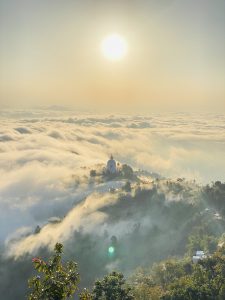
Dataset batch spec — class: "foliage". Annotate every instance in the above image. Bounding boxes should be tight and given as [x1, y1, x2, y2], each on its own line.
[186, 233, 218, 255]
[133, 284, 162, 300]
[92, 271, 134, 300]
[90, 170, 97, 177]
[129, 268, 162, 300]
[202, 181, 225, 216]
[129, 245, 225, 299]
[79, 288, 93, 300]
[162, 246, 225, 299]
[28, 243, 79, 300]
[121, 164, 134, 179]
[122, 181, 132, 192]
[151, 259, 192, 288]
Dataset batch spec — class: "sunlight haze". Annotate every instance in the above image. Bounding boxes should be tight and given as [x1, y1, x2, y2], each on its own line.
[0, 0, 224, 112]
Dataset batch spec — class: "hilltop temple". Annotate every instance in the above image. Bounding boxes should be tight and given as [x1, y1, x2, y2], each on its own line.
[106, 155, 117, 174]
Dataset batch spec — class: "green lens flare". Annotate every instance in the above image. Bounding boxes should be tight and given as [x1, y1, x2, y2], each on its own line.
[108, 246, 115, 254]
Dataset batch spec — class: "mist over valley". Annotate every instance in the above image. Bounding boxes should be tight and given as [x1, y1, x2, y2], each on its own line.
[0, 110, 225, 299]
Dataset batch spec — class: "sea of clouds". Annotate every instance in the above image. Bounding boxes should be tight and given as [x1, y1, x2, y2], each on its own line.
[0, 109, 224, 255]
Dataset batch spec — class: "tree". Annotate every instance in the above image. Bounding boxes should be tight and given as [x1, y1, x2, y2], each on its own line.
[129, 268, 162, 300]
[92, 271, 134, 300]
[122, 181, 131, 192]
[133, 284, 162, 300]
[90, 170, 97, 177]
[79, 288, 93, 300]
[151, 259, 189, 288]
[121, 164, 133, 179]
[186, 233, 218, 256]
[28, 243, 80, 300]
[163, 246, 225, 299]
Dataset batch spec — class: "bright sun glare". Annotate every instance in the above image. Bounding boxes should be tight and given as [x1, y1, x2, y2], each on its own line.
[101, 34, 127, 61]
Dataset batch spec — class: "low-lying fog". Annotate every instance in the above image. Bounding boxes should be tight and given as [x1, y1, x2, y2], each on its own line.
[0, 110, 224, 244]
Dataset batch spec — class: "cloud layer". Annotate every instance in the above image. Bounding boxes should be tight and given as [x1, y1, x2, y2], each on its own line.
[0, 109, 224, 246]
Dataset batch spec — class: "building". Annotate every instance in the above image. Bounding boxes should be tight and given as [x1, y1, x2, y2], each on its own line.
[106, 155, 117, 174]
[192, 250, 206, 264]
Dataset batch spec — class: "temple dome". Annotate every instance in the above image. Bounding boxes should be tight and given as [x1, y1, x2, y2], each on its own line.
[107, 155, 117, 174]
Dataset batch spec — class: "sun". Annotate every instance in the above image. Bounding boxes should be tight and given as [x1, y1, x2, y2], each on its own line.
[101, 33, 127, 61]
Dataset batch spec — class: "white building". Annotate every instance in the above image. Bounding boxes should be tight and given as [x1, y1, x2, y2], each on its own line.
[106, 155, 117, 174]
[192, 250, 206, 264]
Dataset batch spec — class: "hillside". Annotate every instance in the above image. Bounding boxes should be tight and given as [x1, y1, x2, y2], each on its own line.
[1, 171, 225, 299]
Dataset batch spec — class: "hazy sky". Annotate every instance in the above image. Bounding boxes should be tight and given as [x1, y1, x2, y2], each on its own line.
[0, 0, 224, 112]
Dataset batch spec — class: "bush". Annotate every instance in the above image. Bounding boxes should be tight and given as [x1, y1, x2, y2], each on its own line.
[28, 243, 80, 300]
[92, 271, 134, 300]
[90, 170, 97, 177]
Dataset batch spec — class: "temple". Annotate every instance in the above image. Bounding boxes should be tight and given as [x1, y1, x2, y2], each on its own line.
[106, 154, 117, 174]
